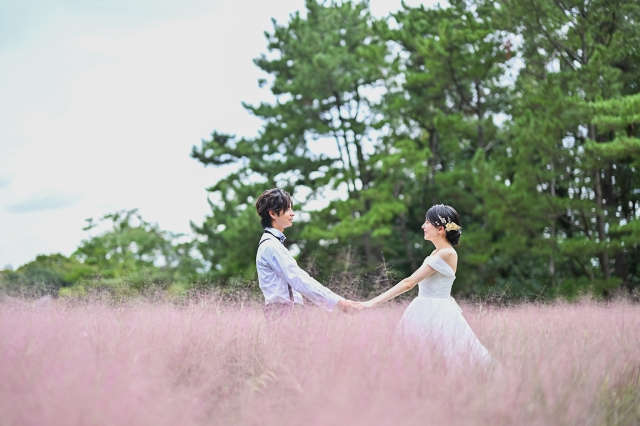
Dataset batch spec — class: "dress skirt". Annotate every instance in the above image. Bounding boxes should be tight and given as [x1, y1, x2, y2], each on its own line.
[396, 296, 492, 368]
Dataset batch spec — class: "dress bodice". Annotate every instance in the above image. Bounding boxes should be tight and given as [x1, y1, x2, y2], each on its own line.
[417, 256, 456, 299]
[398, 255, 494, 369]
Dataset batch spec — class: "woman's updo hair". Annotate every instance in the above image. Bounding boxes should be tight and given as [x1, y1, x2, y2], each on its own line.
[426, 204, 462, 246]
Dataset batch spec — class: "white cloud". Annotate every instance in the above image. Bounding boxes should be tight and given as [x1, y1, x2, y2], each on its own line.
[5, 190, 82, 213]
[0, 173, 11, 188]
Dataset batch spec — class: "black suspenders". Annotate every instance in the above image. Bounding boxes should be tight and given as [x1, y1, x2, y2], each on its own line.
[259, 232, 294, 302]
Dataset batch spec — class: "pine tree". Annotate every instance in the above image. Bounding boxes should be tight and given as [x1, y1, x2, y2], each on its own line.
[586, 93, 640, 290]
[382, 0, 513, 294]
[473, 0, 640, 296]
[191, 1, 390, 282]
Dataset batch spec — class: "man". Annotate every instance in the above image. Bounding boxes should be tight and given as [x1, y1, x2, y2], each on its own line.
[255, 188, 360, 315]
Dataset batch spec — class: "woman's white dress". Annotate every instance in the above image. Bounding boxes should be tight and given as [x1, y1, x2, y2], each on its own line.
[396, 255, 493, 368]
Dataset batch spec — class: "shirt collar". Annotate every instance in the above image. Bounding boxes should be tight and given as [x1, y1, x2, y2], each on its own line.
[265, 227, 286, 243]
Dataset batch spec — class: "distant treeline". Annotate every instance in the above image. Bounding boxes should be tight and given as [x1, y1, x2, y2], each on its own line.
[2, 0, 639, 300]
[0, 210, 202, 298]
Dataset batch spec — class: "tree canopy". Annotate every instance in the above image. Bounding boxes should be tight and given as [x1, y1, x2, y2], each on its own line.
[191, 0, 640, 299]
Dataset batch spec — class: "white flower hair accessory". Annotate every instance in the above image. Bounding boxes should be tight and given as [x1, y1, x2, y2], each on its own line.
[445, 222, 462, 232]
[437, 215, 462, 232]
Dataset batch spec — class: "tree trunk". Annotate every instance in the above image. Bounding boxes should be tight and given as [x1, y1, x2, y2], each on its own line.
[365, 196, 384, 265]
[399, 212, 417, 271]
[615, 252, 629, 288]
[590, 124, 610, 280]
[362, 231, 376, 267]
[429, 129, 439, 206]
[475, 79, 485, 150]
[549, 172, 556, 285]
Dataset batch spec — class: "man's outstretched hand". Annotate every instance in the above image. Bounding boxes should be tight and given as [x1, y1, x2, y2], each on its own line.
[336, 299, 362, 314]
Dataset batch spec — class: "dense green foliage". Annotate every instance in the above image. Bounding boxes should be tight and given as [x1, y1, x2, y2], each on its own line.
[0, 210, 200, 297]
[192, 0, 640, 299]
[74, 210, 201, 286]
[0, 254, 94, 296]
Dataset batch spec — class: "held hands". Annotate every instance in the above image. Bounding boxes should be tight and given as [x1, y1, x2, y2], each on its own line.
[354, 300, 376, 310]
[336, 299, 362, 314]
[336, 299, 377, 314]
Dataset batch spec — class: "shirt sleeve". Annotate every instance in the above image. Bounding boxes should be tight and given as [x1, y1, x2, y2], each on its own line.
[263, 244, 343, 312]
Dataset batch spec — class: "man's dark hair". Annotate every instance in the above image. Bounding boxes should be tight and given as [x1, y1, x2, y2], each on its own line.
[255, 188, 293, 228]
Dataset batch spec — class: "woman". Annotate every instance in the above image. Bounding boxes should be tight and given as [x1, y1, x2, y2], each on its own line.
[357, 204, 493, 368]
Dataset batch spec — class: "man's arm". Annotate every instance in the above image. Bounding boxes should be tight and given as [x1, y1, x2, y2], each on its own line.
[264, 244, 359, 313]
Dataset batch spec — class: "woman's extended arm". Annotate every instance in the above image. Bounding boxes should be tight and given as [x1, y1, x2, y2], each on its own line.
[358, 259, 437, 308]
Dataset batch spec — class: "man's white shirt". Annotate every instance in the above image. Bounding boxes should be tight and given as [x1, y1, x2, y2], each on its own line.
[256, 227, 343, 312]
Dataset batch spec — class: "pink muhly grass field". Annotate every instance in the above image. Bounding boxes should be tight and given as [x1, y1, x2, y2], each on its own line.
[1, 298, 639, 426]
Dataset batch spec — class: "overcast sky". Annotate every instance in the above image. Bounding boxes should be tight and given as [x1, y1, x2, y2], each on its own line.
[0, 0, 428, 270]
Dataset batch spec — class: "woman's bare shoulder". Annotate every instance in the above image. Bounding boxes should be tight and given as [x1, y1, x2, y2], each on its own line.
[435, 247, 457, 258]
[435, 248, 458, 271]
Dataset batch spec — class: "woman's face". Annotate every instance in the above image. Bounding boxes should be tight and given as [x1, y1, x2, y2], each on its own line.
[421, 218, 441, 241]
